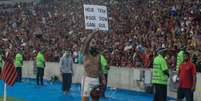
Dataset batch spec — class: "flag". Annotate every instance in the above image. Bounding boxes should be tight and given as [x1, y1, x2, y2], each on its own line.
[1, 54, 17, 86]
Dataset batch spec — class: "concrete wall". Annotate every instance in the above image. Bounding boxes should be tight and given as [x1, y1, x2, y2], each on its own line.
[22, 61, 201, 101]
[195, 73, 201, 101]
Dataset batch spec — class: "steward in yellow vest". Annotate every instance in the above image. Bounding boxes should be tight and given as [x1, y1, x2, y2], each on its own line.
[152, 47, 169, 101]
[15, 51, 23, 82]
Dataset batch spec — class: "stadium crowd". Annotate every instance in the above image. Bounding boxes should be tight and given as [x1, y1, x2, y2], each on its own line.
[0, 0, 201, 70]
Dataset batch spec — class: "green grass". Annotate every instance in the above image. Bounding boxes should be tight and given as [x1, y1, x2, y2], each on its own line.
[0, 97, 25, 101]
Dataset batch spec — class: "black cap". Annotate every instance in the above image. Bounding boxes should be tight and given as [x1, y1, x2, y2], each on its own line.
[156, 47, 167, 53]
[180, 45, 186, 50]
[184, 51, 190, 56]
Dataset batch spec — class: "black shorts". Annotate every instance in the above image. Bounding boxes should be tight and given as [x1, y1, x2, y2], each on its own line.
[177, 88, 194, 101]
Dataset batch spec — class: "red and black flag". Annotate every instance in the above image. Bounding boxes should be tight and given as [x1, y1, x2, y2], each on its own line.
[1, 53, 17, 86]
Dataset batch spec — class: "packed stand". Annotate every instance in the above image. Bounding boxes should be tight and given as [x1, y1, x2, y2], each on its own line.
[0, 0, 201, 70]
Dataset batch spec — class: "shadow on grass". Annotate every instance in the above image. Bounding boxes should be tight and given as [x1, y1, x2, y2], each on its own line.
[0, 97, 25, 101]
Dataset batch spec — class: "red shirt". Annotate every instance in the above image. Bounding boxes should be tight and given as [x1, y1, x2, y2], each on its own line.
[179, 61, 196, 88]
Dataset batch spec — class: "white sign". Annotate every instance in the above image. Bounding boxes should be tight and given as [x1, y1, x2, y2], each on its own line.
[84, 5, 108, 31]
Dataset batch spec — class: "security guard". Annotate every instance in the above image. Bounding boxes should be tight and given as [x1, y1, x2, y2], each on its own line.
[100, 51, 109, 98]
[152, 48, 169, 101]
[15, 51, 23, 82]
[0, 52, 4, 75]
[176, 46, 186, 71]
[36, 50, 46, 85]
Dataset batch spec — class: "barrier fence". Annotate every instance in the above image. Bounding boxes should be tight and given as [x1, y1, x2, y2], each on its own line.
[22, 61, 201, 101]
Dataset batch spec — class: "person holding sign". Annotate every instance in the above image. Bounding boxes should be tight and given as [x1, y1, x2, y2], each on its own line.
[81, 30, 106, 101]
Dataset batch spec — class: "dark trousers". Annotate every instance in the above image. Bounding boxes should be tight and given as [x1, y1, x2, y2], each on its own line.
[0, 67, 1, 79]
[177, 88, 194, 101]
[16, 67, 22, 82]
[36, 68, 44, 85]
[98, 74, 108, 97]
[102, 74, 108, 97]
[62, 73, 72, 92]
[153, 84, 167, 101]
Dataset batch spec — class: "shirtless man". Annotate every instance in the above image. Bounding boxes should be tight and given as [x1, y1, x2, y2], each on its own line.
[81, 31, 105, 101]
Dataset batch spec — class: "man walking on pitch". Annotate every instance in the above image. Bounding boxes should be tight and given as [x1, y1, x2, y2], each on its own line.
[81, 30, 105, 101]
